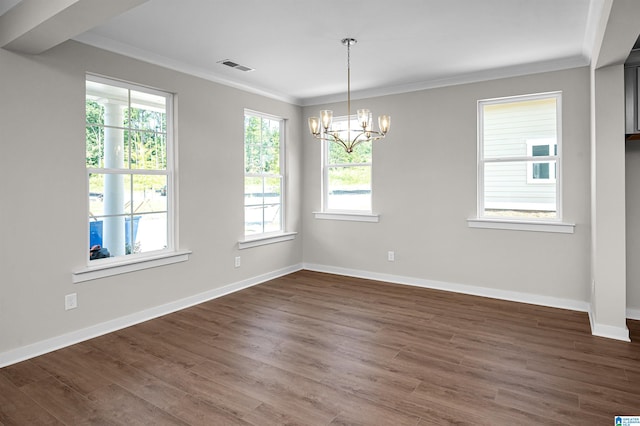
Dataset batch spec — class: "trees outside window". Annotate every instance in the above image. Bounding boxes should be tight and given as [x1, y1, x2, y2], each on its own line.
[86, 76, 173, 261]
[322, 115, 372, 213]
[244, 111, 285, 236]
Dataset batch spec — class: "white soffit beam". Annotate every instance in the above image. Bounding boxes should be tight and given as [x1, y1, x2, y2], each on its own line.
[0, 0, 148, 54]
[593, 0, 640, 69]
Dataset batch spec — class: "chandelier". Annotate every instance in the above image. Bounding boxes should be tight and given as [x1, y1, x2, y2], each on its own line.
[308, 38, 391, 154]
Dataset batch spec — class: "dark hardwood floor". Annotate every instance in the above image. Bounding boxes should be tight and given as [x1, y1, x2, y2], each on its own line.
[2, 270, 640, 425]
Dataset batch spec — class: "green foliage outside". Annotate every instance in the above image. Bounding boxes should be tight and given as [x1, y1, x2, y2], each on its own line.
[86, 100, 167, 193]
[244, 115, 280, 175]
[328, 139, 372, 187]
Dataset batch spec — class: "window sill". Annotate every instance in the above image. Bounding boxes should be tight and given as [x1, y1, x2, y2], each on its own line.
[238, 231, 297, 249]
[313, 212, 380, 222]
[72, 250, 192, 283]
[467, 218, 575, 234]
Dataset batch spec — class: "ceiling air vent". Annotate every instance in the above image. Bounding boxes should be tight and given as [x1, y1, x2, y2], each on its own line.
[218, 59, 254, 72]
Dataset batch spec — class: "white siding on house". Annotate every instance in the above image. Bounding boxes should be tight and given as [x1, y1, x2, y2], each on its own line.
[482, 96, 558, 212]
[484, 161, 556, 210]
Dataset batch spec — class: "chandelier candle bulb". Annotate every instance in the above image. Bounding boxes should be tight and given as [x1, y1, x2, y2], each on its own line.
[357, 109, 371, 129]
[379, 115, 391, 135]
[320, 110, 333, 131]
[308, 117, 320, 135]
[308, 37, 391, 154]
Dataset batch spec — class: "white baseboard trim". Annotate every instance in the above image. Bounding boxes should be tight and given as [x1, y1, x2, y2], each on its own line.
[0, 263, 303, 368]
[303, 263, 591, 313]
[627, 308, 640, 321]
[588, 308, 631, 342]
[3, 263, 635, 367]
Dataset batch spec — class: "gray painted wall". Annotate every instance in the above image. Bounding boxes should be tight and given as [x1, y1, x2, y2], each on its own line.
[1, 37, 636, 360]
[626, 143, 640, 311]
[0, 40, 303, 355]
[302, 67, 592, 303]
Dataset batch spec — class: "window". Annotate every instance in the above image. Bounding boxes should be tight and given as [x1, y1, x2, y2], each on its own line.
[477, 92, 561, 220]
[322, 115, 372, 212]
[527, 139, 557, 183]
[85, 75, 173, 262]
[244, 110, 284, 237]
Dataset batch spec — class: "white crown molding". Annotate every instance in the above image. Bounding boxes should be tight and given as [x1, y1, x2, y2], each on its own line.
[301, 55, 590, 107]
[73, 32, 589, 108]
[72, 32, 301, 105]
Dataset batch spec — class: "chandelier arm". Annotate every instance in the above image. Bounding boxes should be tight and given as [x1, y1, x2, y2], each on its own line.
[317, 132, 352, 154]
[333, 134, 351, 153]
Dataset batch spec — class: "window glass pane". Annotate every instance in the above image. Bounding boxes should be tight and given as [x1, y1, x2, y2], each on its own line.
[482, 97, 557, 159]
[263, 204, 282, 234]
[134, 213, 168, 253]
[86, 77, 173, 263]
[88, 213, 161, 259]
[244, 116, 260, 174]
[244, 111, 284, 236]
[129, 90, 167, 131]
[86, 126, 104, 168]
[99, 126, 126, 169]
[483, 161, 556, 218]
[532, 162, 550, 179]
[261, 119, 280, 174]
[245, 206, 263, 235]
[531, 145, 549, 157]
[129, 131, 167, 170]
[86, 99, 104, 127]
[264, 177, 282, 206]
[86, 81, 129, 124]
[91, 173, 132, 216]
[89, 173, 105, 217]
[89, 214, 128, 259]
[327, 166, 371, 211]
[132, 175, 167, 213]
[245, 176, 263, 206]
[329, 139, 371, 165]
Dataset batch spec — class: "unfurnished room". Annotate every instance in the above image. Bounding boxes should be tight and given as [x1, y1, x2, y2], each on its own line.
[1, 0, 640, 424]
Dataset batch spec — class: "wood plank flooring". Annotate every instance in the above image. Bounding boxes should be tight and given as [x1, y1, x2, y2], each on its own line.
[2, 270, 640, 425]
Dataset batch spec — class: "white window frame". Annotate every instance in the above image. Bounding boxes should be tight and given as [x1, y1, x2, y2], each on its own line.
[470, 91, 574, 233]
[315, 114, 378, 222]
[73, 75, 189, 283]
[241, 109, 291, 245]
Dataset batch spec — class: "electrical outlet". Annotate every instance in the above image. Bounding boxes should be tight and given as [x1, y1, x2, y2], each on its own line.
[388, 251, 395, 262]
[65, 293, 77, 310]
[235, 256, 241, 268]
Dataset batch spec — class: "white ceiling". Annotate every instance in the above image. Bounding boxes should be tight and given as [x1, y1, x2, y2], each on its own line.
[2, 0, 606, 106]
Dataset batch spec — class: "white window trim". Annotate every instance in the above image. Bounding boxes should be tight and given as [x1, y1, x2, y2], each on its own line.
[467, 218, 574, 234]
[238, 231, 297, 249]
[526, 138, 557, 184]
[72, 250, 191, 283]
[320, 114, 374, 217]
[80, 74, 182, 281]
[475, 91, 564, 227]
[244, 109, 287, 238]
[313, 211, 380, 222]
